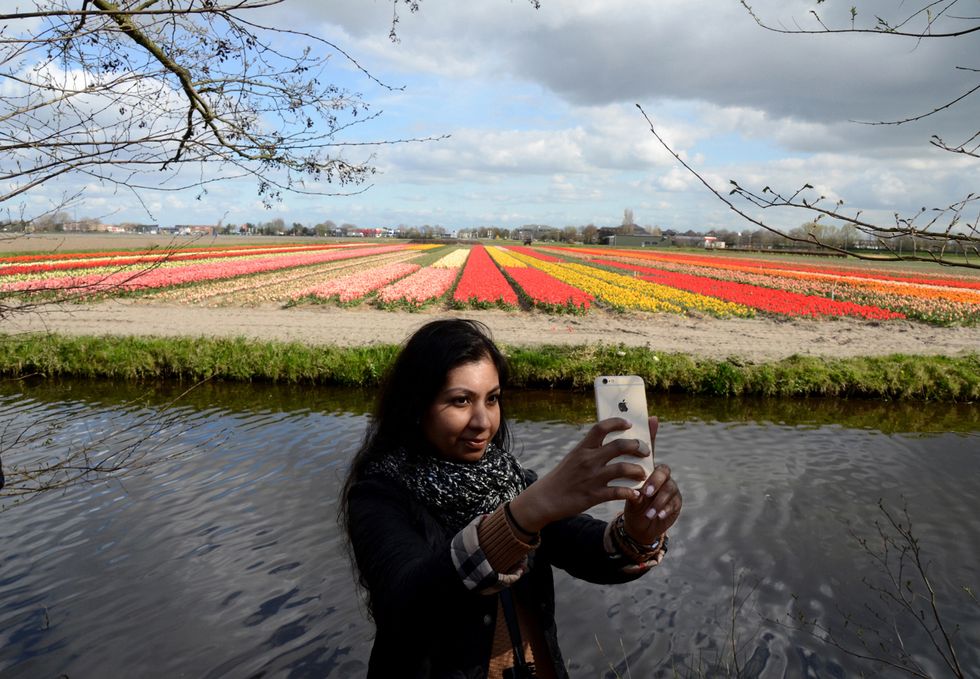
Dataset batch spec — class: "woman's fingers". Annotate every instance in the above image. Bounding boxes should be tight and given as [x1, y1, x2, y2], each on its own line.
[598, 460, 649, 486]
[582, 417, 632, 448]
[627, 477, 677, 515]
[525, 418, 663, 525]
[638, 464, 671, 498]
[595, 484, 644, 506]
[597, 435, 651, 464]
[642, 483, 680, 521]
[623, 464, 682, 541]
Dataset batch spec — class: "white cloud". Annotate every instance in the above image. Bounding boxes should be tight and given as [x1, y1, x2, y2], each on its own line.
[657, 168, 695, 192]
[4, 0, 975, 230]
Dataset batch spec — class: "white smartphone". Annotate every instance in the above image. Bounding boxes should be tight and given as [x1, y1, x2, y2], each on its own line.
[594, 375, 653, 489]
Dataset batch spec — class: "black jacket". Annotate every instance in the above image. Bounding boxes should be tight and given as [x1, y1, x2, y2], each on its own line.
[347, 470, 646, 678]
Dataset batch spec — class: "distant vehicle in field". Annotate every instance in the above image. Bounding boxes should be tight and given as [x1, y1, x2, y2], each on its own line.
[523, 238, 532, 245]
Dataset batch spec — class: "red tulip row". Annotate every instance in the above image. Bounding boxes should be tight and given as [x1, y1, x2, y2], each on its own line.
[505, 245, 561, 262]
[452, 246, 518, 306]
[549, 246, 980, 290]
[489, 246, 593, 309]
[502, 266, 593, 310]
[591, 258, 905, 320]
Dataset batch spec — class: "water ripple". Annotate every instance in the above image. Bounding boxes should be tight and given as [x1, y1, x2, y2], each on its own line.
[0, 391, 977, 678]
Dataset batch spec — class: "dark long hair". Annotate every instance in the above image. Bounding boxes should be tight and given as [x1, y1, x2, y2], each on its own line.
[338, 318, 512, 541]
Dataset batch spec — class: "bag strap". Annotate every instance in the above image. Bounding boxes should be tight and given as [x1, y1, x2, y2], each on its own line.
[500, 589, 533, 674]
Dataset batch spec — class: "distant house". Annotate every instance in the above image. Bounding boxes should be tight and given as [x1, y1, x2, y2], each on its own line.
[666, 235, 703, 248]
[126, 224, 160, 234]
[63, 221, 104, 232]
[600, 233, 664, 247]
[702, 236, 726, 249]
[174, 224, 216, 236]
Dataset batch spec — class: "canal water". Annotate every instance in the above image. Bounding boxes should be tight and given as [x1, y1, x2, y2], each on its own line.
[1, 379, 977, 678]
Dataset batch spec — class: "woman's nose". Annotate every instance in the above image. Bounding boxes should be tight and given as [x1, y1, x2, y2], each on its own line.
[470, 404, 491, 429]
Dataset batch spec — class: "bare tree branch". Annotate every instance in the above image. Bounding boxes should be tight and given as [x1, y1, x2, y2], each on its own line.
[0, 0, 449, 220]
[0, 377, 227, 510]
[638, 104, 980, 269]
[772, 500, 970, 678]
[740, 0, 980, 38]
[653, 2, 980, 269]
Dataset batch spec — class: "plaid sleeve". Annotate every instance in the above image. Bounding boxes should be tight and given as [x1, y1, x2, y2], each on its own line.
[450, 509, 534, 594]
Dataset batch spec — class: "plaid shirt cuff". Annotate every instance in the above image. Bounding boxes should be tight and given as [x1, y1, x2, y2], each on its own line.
[451, 509, 533, 594]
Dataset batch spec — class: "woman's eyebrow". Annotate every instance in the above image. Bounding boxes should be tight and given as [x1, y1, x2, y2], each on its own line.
[441, 385, 500, 396]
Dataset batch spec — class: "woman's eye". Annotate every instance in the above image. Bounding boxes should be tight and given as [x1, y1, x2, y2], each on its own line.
[452, 396, 469, 406]
[488, 394, 500, 404]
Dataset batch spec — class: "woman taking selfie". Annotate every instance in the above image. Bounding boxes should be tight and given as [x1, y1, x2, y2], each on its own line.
[340, 319, 682, 679]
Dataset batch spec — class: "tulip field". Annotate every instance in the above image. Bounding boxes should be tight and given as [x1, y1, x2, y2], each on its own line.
[1, 239, 979, 325]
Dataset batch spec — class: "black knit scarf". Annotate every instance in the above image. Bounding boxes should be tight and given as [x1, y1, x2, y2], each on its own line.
[367, 442, 526, 532]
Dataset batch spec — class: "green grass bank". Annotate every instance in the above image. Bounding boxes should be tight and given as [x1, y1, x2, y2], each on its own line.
[1, 333, 977, 401]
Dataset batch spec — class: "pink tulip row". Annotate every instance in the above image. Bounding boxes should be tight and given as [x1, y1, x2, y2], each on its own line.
[162, 254, 413, 306]
[294, 261, 422, 303]
[0, 243, 349, 277]
[0, 245, 408, 295]
[376, 267, 460, 306]
[453, 246, 518, 306]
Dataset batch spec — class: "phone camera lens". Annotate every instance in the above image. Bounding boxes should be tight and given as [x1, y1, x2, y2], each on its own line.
[602, 378, 608, 384]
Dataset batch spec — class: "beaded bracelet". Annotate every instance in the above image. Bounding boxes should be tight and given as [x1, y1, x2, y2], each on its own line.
[612, 513, 668, 564]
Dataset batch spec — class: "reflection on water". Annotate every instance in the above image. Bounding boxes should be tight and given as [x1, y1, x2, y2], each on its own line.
[0, 378, 977, 678]
[7, 376, 980, 433]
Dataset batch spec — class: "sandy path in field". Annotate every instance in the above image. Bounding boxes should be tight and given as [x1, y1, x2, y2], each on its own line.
[4, 300, 978, 361]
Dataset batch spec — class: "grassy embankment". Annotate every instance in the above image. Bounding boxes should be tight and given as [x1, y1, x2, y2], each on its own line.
[0, 334, 976, 401]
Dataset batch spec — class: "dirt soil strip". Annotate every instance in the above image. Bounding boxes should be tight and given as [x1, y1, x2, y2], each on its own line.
[4, 301, 979, 361]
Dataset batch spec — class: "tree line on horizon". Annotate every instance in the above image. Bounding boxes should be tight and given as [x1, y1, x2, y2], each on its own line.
[2, 211, 927, 254]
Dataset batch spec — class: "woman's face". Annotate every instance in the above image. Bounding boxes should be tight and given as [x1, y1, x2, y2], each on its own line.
[421, 356, 501, 463]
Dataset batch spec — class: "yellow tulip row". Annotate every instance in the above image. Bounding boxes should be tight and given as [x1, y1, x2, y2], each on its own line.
[502, 249, 681, 313]
[503, 249, 753, 317]
[430, 248, 471, 268]
[485, 246, 527, 268]
[562, 262, 754, 317]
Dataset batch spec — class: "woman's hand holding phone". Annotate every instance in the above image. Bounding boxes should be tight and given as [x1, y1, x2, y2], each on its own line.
[507, 375, 681, 538]
[507, 417, 652, 533]
[622, 424, 682, 545]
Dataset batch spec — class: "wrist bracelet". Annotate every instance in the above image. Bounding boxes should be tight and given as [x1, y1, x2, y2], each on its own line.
[504, 501, 536, 537]
[613, 514, 668, 562]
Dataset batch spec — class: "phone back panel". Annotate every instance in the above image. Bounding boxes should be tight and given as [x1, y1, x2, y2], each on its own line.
[594, 375, 653, 488]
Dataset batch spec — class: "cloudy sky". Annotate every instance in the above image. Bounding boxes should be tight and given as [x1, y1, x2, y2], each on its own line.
[11, 0, 980, 232]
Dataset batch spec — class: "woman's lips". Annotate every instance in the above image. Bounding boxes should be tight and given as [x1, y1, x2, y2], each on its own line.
[462, 438, 486, 450]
